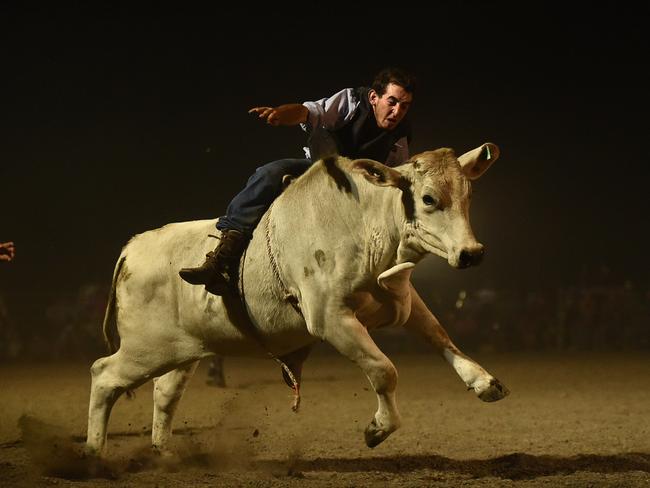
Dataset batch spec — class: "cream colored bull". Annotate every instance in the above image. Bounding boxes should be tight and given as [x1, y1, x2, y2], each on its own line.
[86, 143, 508, 454]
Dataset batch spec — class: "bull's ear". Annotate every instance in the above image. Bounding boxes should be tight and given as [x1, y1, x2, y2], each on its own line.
[458, 142, 500, 180]
[351, 158, 406, 188]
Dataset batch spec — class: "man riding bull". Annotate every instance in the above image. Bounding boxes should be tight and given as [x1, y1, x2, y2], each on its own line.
[179, 67, 416, 294]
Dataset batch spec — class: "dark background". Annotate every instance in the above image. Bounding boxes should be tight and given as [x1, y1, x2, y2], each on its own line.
[1, 3, 648, 351]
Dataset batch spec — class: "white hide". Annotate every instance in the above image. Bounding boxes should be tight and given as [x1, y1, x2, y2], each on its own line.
[86, 143, 507, 454]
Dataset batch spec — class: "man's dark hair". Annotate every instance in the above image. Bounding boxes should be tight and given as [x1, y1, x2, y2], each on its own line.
[371, 67, 417, 96]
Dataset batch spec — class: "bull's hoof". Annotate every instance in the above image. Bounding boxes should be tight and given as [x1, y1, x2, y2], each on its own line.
[81, 446, 113, 478]
[364, 419, 392, 448]
[82, 444, 101, 458]
[152, 445, 175, 458]
[206, 376, 226, 387]
[477, 378, 510, 402]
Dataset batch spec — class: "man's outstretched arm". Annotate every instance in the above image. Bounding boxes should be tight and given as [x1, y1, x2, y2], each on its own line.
[248, 104, 308, 127]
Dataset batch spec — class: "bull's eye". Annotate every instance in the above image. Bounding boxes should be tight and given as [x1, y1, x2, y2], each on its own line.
[422, 195, 437, 207]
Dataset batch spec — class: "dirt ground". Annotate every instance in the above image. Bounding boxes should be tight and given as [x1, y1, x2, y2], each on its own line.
[1, 342, 649, 487]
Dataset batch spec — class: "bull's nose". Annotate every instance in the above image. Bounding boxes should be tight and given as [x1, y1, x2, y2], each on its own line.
[458, 247, 485, 268]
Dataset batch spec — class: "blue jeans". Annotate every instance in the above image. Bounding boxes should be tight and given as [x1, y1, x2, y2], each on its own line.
[216, 158, 313, 237]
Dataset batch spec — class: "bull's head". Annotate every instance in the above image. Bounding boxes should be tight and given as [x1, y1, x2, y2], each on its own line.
[351, 143, 499, 268]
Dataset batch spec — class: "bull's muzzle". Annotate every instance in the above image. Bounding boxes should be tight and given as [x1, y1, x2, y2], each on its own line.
[458, 246, 484, 268]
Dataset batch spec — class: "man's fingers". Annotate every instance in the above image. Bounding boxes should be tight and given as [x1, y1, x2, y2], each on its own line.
[261, 108, 276, 119]
[248, 107, 273, 116]
[249, 106, 281, 125]
[250, 107, 282, 123]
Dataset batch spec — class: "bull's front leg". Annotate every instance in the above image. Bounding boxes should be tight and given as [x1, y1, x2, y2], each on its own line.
[320, 310, 401, 448]
[403, 284, 509, 402]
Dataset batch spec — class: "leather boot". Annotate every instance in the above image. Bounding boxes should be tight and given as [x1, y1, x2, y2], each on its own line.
[179, 229, 249, 294]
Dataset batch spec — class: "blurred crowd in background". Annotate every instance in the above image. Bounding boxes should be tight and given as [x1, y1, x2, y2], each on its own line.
[428, 279, 649, 354]
[1, 256, 647, 362]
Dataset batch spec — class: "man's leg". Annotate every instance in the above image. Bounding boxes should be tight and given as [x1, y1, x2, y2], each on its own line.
[215, 158, 312, 234]
[179, 158, 312, 293]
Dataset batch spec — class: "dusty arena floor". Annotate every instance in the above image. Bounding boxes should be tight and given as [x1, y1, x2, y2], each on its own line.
[1, 345, 649, 487]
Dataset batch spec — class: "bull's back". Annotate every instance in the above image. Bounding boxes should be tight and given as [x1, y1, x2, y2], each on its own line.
[120, 219, 220, 274]
[114, 219, 224, 332]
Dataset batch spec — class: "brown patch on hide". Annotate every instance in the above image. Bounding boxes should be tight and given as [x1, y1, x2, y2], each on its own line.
[401, 184, 415, 221]
[117, 262, 131, 285]
[322, 156, 352, 193]
[303, 267, 314, 277]
[314, 250, 326, 268]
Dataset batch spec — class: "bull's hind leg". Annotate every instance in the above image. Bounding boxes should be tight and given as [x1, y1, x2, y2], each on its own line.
[86, 348, 195, 455]
[152, 361, 199, 453]
[404, 285, 509, 402]
[86, 353, 129, 454]
[320, 312, 401, 448]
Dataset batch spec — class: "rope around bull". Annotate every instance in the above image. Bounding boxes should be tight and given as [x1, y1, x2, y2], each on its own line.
[235, 204, 302, 412]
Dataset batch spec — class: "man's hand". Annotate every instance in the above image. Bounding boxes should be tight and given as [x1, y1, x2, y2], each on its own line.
[248, 104, 308, 127]
[0, 241, 15, 262]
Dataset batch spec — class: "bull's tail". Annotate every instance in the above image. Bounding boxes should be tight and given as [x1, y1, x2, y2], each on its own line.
[102, 255, 126, 355]
[102, 255, 136, 399]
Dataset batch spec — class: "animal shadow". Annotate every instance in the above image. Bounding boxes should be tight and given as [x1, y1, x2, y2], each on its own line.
[269, 452, 650, 480]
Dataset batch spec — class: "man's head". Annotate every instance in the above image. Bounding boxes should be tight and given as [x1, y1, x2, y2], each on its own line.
[369, 67, 416, 131]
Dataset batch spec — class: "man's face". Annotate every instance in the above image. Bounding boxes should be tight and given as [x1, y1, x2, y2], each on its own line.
[369, 82, 413, 130]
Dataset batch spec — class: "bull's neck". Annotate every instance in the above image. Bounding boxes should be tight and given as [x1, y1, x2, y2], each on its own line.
[356, 182, 405, 274]
[392, 164, 426, 265]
